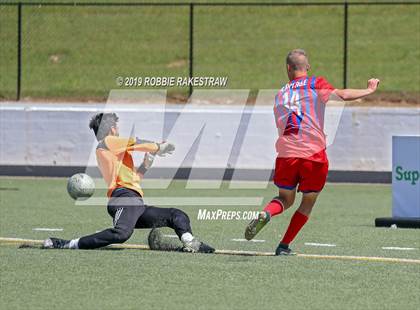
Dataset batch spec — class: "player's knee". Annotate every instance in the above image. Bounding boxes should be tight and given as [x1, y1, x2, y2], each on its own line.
[111, 227, 133, 243]
[286, 197, 295, 208]
[171, 208, 190, 221]
[298, 204, 314, 216]
[274, 195, 294, 208]
[170, 208, 192, 235]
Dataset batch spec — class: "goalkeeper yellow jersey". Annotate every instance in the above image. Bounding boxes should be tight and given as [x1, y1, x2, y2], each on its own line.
[96, 136, 144, 198]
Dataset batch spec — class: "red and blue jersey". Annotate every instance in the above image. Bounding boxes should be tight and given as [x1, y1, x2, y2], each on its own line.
[274, 75, 335, 162]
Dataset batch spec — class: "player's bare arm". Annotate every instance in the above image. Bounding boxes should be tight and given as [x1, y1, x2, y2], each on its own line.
[131, 140, 175, 157]
[128, 142, 159, 153]
[334, 78, 380, 100]
[104, 136, 175, 156]
[104, 136, 158, 154]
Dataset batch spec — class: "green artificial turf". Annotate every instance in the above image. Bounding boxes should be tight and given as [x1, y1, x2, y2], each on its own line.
[0, 177, 419, 309]
[0, 1, 419, 99]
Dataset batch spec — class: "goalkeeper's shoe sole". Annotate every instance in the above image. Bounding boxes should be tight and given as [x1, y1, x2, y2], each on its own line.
[42, 237, 70, 249]
[244, 211, 270, 241]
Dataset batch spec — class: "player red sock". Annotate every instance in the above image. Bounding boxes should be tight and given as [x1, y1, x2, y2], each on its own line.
[263, 199, 284, 217]
[281, 211, 308, 246]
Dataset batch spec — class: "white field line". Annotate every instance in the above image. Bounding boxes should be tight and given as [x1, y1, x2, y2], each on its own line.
[382, 247, 417, 251]
[295, 253, 420, 264]
[305, 242, 336, 247]
[1, 237, 420, 265]
[0, 104, 273, 115]
[32, 228, 63, 232]
[231, 238, 265, 243]
[162, 235, 267, 242]
[163, 235, 267, 243]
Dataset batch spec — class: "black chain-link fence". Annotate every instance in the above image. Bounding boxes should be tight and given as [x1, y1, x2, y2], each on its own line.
[0, 2, 419, 100]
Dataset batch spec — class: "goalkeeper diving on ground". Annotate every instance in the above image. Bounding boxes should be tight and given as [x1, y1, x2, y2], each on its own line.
[42, 112, 214, 253]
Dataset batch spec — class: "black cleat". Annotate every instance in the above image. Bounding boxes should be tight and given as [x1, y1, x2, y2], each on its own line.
[42, 237, 71, 249]
[275, 243, 296, 256]
[197, 241, 215, 254]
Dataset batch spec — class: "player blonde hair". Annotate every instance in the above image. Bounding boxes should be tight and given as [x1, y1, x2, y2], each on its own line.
[286, 49, 310, 71]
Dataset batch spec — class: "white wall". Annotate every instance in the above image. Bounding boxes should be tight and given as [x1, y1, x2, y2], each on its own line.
[0, 102, 419, 172]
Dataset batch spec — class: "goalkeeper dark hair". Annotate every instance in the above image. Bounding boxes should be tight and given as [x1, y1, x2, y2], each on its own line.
[89, 113, 119, 141]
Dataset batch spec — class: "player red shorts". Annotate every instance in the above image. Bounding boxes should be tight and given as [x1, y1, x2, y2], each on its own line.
[273, 157, 329, 193]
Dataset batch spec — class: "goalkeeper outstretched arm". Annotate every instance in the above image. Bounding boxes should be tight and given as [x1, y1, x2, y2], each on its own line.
[133, 138, 175, 157]
[105, 136, 175, 156]
[136, 140, 176, 176]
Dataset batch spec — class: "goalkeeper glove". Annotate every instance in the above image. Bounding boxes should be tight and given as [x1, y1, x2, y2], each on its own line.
[156, 142, 175, 157]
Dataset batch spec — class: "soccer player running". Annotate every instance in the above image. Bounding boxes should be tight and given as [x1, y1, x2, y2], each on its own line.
[245, 49, 380, 255]
[43, 113, 214, 253]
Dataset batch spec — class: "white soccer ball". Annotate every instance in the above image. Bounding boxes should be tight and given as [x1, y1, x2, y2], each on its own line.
[67, 173, 95, 200]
